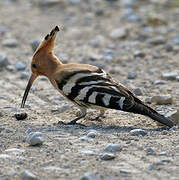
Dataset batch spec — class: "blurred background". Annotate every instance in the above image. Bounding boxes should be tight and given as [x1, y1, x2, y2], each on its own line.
[0, 0, 178, 115]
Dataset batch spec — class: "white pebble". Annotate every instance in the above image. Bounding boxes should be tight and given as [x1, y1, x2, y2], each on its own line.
[104, 144, 121, 152]
[21, 170, 37, 180]
[27, 132, 44, 146]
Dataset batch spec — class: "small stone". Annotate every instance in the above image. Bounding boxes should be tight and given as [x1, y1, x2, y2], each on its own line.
[0, 154, 11, 159]
[87, 130, 97, 138]
[20, 72, 29, 79]
[105, 144, 121, 152]
[6, 65, 15, 72]
[27, 132, 44, 146]
[120, 169, 131, 174]
[148, 164, 155, 171]
[16, 62, 26, 71]
[166, 110, 179, 125]
[146, 147, 155, 155]
[120, 0, 136, 8]
[159, 152, 167, 156]
[161, 158, 172, 163]
[21, 170, 37, 180]
[89, 54, 103, 61]
[147, 36, 167, 45]
[104, 49, 116, 55]
[176, 76, 179, 81]
[37, 0, 62, 6]
[104, 55, 113, 61]
[134, 50, 146, 58]
[30, 40, 40, 52]
[51, 105, 71, 113]
[79, 136, 93, 142]
[0, 55, 9, 69]
[2, 39, 18, 48]
[68, 0, 81, 5]
[162, 72, 178, 80]
[128, 72, 137, 79]
[15, 112, 28, 120]
[128, 14, 142, 23]
[172, 34, 179, 45]
[80, 151, 95, 156]
[132, 88, 143, 96]
[100, 153, 115, 160]
[164, 44, 173, 52]
[150, 95, 173, 105]
[130, 129, 147, 136]
[80, 172, 101, 180]
[110, 28, 128, 39]
[5, 148, 25, 154]
[153, 80, 166, 85]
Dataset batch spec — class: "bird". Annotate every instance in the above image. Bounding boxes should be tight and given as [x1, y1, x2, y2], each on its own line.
[20, 25, 174, 128]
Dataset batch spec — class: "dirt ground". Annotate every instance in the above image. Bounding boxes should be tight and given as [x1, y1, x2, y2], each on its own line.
[0, 0, 179, 179]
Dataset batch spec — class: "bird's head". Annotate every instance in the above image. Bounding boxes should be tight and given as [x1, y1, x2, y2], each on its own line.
[21, 25, 62, 108]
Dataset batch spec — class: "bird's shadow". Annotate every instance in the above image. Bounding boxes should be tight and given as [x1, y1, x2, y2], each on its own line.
[31, 123, 170, 135]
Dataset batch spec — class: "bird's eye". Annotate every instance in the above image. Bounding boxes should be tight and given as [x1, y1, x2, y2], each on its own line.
[32, 64, 37, 68]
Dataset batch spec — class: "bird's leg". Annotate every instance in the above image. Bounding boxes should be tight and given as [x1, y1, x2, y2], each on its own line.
[88, 109, 106, 121]
[58, 108, 86, 126]
[68, 108, 86, 125]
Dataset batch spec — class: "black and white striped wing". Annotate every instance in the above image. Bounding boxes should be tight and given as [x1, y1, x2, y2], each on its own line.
[56, 68, 136, 110]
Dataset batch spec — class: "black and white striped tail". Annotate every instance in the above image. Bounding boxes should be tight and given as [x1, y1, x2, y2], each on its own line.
[127, 102, 174, 128]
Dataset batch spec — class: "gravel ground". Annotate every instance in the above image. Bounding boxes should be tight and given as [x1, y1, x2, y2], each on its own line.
[0, 0, 179, 179]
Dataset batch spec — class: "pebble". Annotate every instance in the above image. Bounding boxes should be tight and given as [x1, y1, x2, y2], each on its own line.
[0, 55, 9, 69]
[130, 129, 147, 136]
[80, 150, 95, 156]
[2, 39, 18, 48]
[172, 34, 179, 45]
[159, 152, 167, 156]
[6, 65, 15, 72]
[164, 44, 173, 52]
[20, 170, 37, 180]
[110, 28, 128, 39]
[150, 95, 173, 105]
[5, 148, 25, 154]
[100, 153, 115, 160]
[104, 55, 113, 61]
[166, 110, 179, 125]
[15, 62, 26, 71]
[153, 80, 166, 85]
[132, 88, 143, 96]
[161, 158, 172, 163]
[87, 130, 97, 138]
[176, 76, 179, 81]
[134, 50, 146, 58]
[147, 36, 167, 45]
[51, 105, 71, 113]
[146, 147, 155, 155]
[37, 0, 62, 6]
[120, 169, 131, 174]
[20, 72, 29, 79]
[80, 172, 101, 180]
[0, 154, 11, 159]
[68, 0, 81, 5]
[15, 112, 28, 120]
[104, 144, 121, 152]
[79, 136, 93, 142]
[26, 132, 44, 146]
[128, 72, 137, 79]
[148, 164, 155, 171]
[162, 72, 178, 80]
[30, 40, 40, 52]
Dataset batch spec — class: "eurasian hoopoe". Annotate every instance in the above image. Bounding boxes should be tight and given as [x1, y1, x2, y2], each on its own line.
[21, 26, 174, 128]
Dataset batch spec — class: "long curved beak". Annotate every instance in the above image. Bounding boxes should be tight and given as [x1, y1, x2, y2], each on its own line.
[21, 73, 38, 108]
